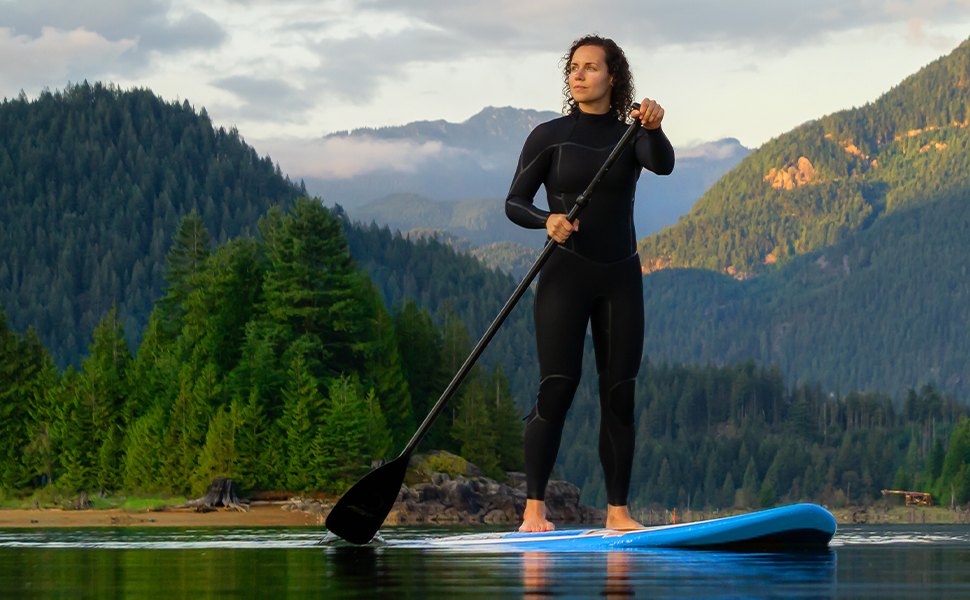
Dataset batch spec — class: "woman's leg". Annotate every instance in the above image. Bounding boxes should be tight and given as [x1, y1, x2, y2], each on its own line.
[521, 250, 591, 531]
[590, 256, 644, 527]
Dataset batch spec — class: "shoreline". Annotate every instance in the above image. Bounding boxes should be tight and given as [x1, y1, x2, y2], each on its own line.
[2, 503, 968, 529]
[0, 503, 324, 529]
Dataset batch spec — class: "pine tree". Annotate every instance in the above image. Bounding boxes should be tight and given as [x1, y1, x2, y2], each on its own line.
[260, 198, 369, 379]
[433, 304, 472, 452]
[126, 313, 179, 422]
[925, 436, 946, 487]
[362, 387, 392, 461]
[314, 376, 367, 492]
[720, 472, 736, 508]
[193, 408, 238, 494]
[161, 364, 214, 493]
[487, 363, 524, 473]
[0, 308, 51, 489]
[23, 354, 62, 487]
[360, 280, 413, 451]
[937, 418, 970, 500]
[229, 388, 269, 490]
[157, 210, 212, 336]
[393, 300, 448, 443]
[79, 307, 132, 491]
[122, 406, 165, 491]
[741, 457, 760, 508]
[280, 348, 324, 491]
[452, 377, 501, 479]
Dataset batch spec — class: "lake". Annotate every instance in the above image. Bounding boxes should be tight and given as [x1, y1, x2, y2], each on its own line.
[2, 524, 969, 598]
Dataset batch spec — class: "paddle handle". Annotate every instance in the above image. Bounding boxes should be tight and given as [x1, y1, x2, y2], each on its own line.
[400, 118, 642, 457]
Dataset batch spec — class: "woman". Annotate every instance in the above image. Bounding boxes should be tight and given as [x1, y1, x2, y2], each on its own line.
[505, 35, 675, 532]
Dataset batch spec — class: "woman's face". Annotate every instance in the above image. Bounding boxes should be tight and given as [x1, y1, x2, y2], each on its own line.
[569, 45, 612, 112]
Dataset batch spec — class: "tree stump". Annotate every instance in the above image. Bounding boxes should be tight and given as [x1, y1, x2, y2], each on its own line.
[185, 477, 249, 512]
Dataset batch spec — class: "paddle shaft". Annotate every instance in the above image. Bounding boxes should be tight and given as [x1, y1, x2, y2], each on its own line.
[400, 118, 642, 458]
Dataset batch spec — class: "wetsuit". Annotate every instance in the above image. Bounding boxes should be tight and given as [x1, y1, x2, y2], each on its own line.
[505, 109, 674, 506]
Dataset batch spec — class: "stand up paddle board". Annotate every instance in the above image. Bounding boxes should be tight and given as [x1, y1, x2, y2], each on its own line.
[420, 504, 836, 552]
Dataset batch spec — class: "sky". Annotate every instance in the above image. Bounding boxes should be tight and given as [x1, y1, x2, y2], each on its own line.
[2, 0, 970, 181]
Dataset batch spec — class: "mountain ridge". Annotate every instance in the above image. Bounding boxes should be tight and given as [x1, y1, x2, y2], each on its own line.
[638, 37, 970, 278]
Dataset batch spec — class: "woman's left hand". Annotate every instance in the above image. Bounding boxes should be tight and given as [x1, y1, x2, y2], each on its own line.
[631, 98, 664, 129]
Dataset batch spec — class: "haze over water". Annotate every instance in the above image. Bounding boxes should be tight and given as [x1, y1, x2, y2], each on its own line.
[2, 525, 970, 598]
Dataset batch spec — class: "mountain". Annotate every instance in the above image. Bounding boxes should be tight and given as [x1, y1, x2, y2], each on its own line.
[348, 193, 545, 249]
[0, 84, 539, 374]
[369, 226, 541, 279]
[308, 106, 559, 209]
[0, 83, 303, 367]
[309, 107, 748, 241]
[639, 37, 970, 277]
[632, 37, 970, 395]
[641, 186, 970, 395]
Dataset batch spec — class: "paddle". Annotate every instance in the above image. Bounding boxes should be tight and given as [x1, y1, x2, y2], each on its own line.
[325, 117, 643, 545]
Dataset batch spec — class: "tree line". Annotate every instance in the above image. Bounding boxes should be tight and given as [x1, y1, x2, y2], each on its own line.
[0, 201, 523, 497]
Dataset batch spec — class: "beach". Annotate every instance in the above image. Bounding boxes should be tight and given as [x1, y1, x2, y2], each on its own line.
[0, 503, 324, 528]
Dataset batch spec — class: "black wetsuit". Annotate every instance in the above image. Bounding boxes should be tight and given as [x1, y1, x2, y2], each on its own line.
[505, 109, 674, 506]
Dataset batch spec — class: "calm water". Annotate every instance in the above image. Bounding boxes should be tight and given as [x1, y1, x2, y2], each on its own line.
[1, 524, 969, 598]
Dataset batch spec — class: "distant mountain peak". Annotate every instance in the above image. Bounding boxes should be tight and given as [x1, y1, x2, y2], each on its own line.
[325, 106, 561, 149]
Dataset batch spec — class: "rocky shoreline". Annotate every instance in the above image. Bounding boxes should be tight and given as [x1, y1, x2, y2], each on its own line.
[283, 451, 603, 526]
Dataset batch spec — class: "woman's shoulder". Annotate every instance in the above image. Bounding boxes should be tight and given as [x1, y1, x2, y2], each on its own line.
[533, 113, 574, 133]
[522, 114, 575, 148]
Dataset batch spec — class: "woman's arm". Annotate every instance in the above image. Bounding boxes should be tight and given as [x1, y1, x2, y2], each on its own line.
[505, 125, 555, 229]
[631, 98, 675, 175]
[635, 127, 675, 175]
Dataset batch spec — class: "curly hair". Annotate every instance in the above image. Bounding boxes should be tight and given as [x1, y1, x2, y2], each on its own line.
[561, 35, 636, 122]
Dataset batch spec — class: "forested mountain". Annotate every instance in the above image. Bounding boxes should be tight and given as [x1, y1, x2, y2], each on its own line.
[0, 83, 303, 368]
[348, 193, 545, 249]
[0, 84, 538, 372]
[639, 187, 970, 396]
[638, 37, 970, 277]
[357, 226, 541, 280]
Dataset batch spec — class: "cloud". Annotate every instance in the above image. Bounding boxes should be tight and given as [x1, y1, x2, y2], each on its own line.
[252, 135, 448, 179]
[0, 0, 225, 71]
[0, 26, 137, 92]
[213, 75, 316, 121]
[374, 0, 970, 51]
[271, 0, 970, 110]
[906, 15, 957, 50]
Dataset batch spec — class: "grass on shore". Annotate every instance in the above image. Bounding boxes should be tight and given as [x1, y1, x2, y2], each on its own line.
[0, 488, 185, 512]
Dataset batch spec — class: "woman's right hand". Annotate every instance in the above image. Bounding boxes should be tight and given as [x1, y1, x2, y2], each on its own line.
[546, 214, 579, 243]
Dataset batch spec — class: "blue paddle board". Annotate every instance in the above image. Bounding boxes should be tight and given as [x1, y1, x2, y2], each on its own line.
[420, 504, 836, 552]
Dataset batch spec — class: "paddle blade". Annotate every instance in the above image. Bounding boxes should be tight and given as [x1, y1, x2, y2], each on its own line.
[325, 455, 410, 544]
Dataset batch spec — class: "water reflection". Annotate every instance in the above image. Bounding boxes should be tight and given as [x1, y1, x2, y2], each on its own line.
[516, 548, 836, 598]
[5, 526, 970, 598]
[523, 551, 635, 598]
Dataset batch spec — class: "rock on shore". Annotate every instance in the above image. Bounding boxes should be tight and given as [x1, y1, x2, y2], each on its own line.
[284, 451, 604, 526]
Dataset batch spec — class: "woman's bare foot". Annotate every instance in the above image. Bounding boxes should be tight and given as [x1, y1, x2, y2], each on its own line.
[519, 499, 555, 532]
[605, 504, 644, 530]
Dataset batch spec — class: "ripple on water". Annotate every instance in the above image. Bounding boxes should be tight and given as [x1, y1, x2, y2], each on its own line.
[0, 527, 328, 549]
[832, 524, 970, 547]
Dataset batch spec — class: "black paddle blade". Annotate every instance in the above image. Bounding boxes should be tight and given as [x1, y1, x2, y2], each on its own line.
[325, 455, 410, 545]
